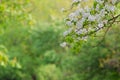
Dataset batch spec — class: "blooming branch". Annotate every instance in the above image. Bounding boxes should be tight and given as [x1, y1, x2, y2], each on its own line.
[61, 0, 120, 47]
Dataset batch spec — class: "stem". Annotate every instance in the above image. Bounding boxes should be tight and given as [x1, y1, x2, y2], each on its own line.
[108, 14, 120, 22]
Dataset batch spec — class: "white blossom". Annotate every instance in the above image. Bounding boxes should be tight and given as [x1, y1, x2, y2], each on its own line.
[75, 28, 87, 35]
[105, 5, 115, 12]
[76, 18, 85, 28]
[61, 8, 65, 12]
[82, 36, 88, 41]
[74, 10, 80, 16]
[63, 28, 73, 36]
[63, 31, 69, 37]
[68, 13, 76, 20]
[88, 15, 96, 21]
[82, 12, 90, 18]
[98, 22, 104, 28]
[103, 20, 108, 24]
[60, 42, 67, 47]
[111, 0, 117, 4]
[78, 8, 84, 13]
[96, 0, 104, 4]
[88, 27, 94, 32]
[83, 0, 88, 2]
[77, 36, 88, 41]
[95, 14, 102, 22]
[72, 0, 81, 3]
[96, 4, 100, 11]
[66, 21, 73, 26]
[84, 6, 90, 12]
[99, 9, 107, 17]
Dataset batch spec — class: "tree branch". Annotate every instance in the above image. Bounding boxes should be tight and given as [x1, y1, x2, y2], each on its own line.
[84, 14, 120, 37]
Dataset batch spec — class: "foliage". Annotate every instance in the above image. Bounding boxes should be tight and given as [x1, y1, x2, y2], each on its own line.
[60, 25, 120, 80]
[0, 0, 33, 27]
[37, 64, 62, 80]
[0, 0, 120, 80]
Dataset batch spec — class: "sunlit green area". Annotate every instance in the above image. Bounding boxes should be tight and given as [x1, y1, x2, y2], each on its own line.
[0, 0, 120, 80]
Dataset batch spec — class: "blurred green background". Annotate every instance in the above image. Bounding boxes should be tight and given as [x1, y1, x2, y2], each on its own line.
[0, 0, 120, 80]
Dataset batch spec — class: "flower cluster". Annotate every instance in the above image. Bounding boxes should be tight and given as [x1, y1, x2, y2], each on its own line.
[61, 0, 119, 47]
